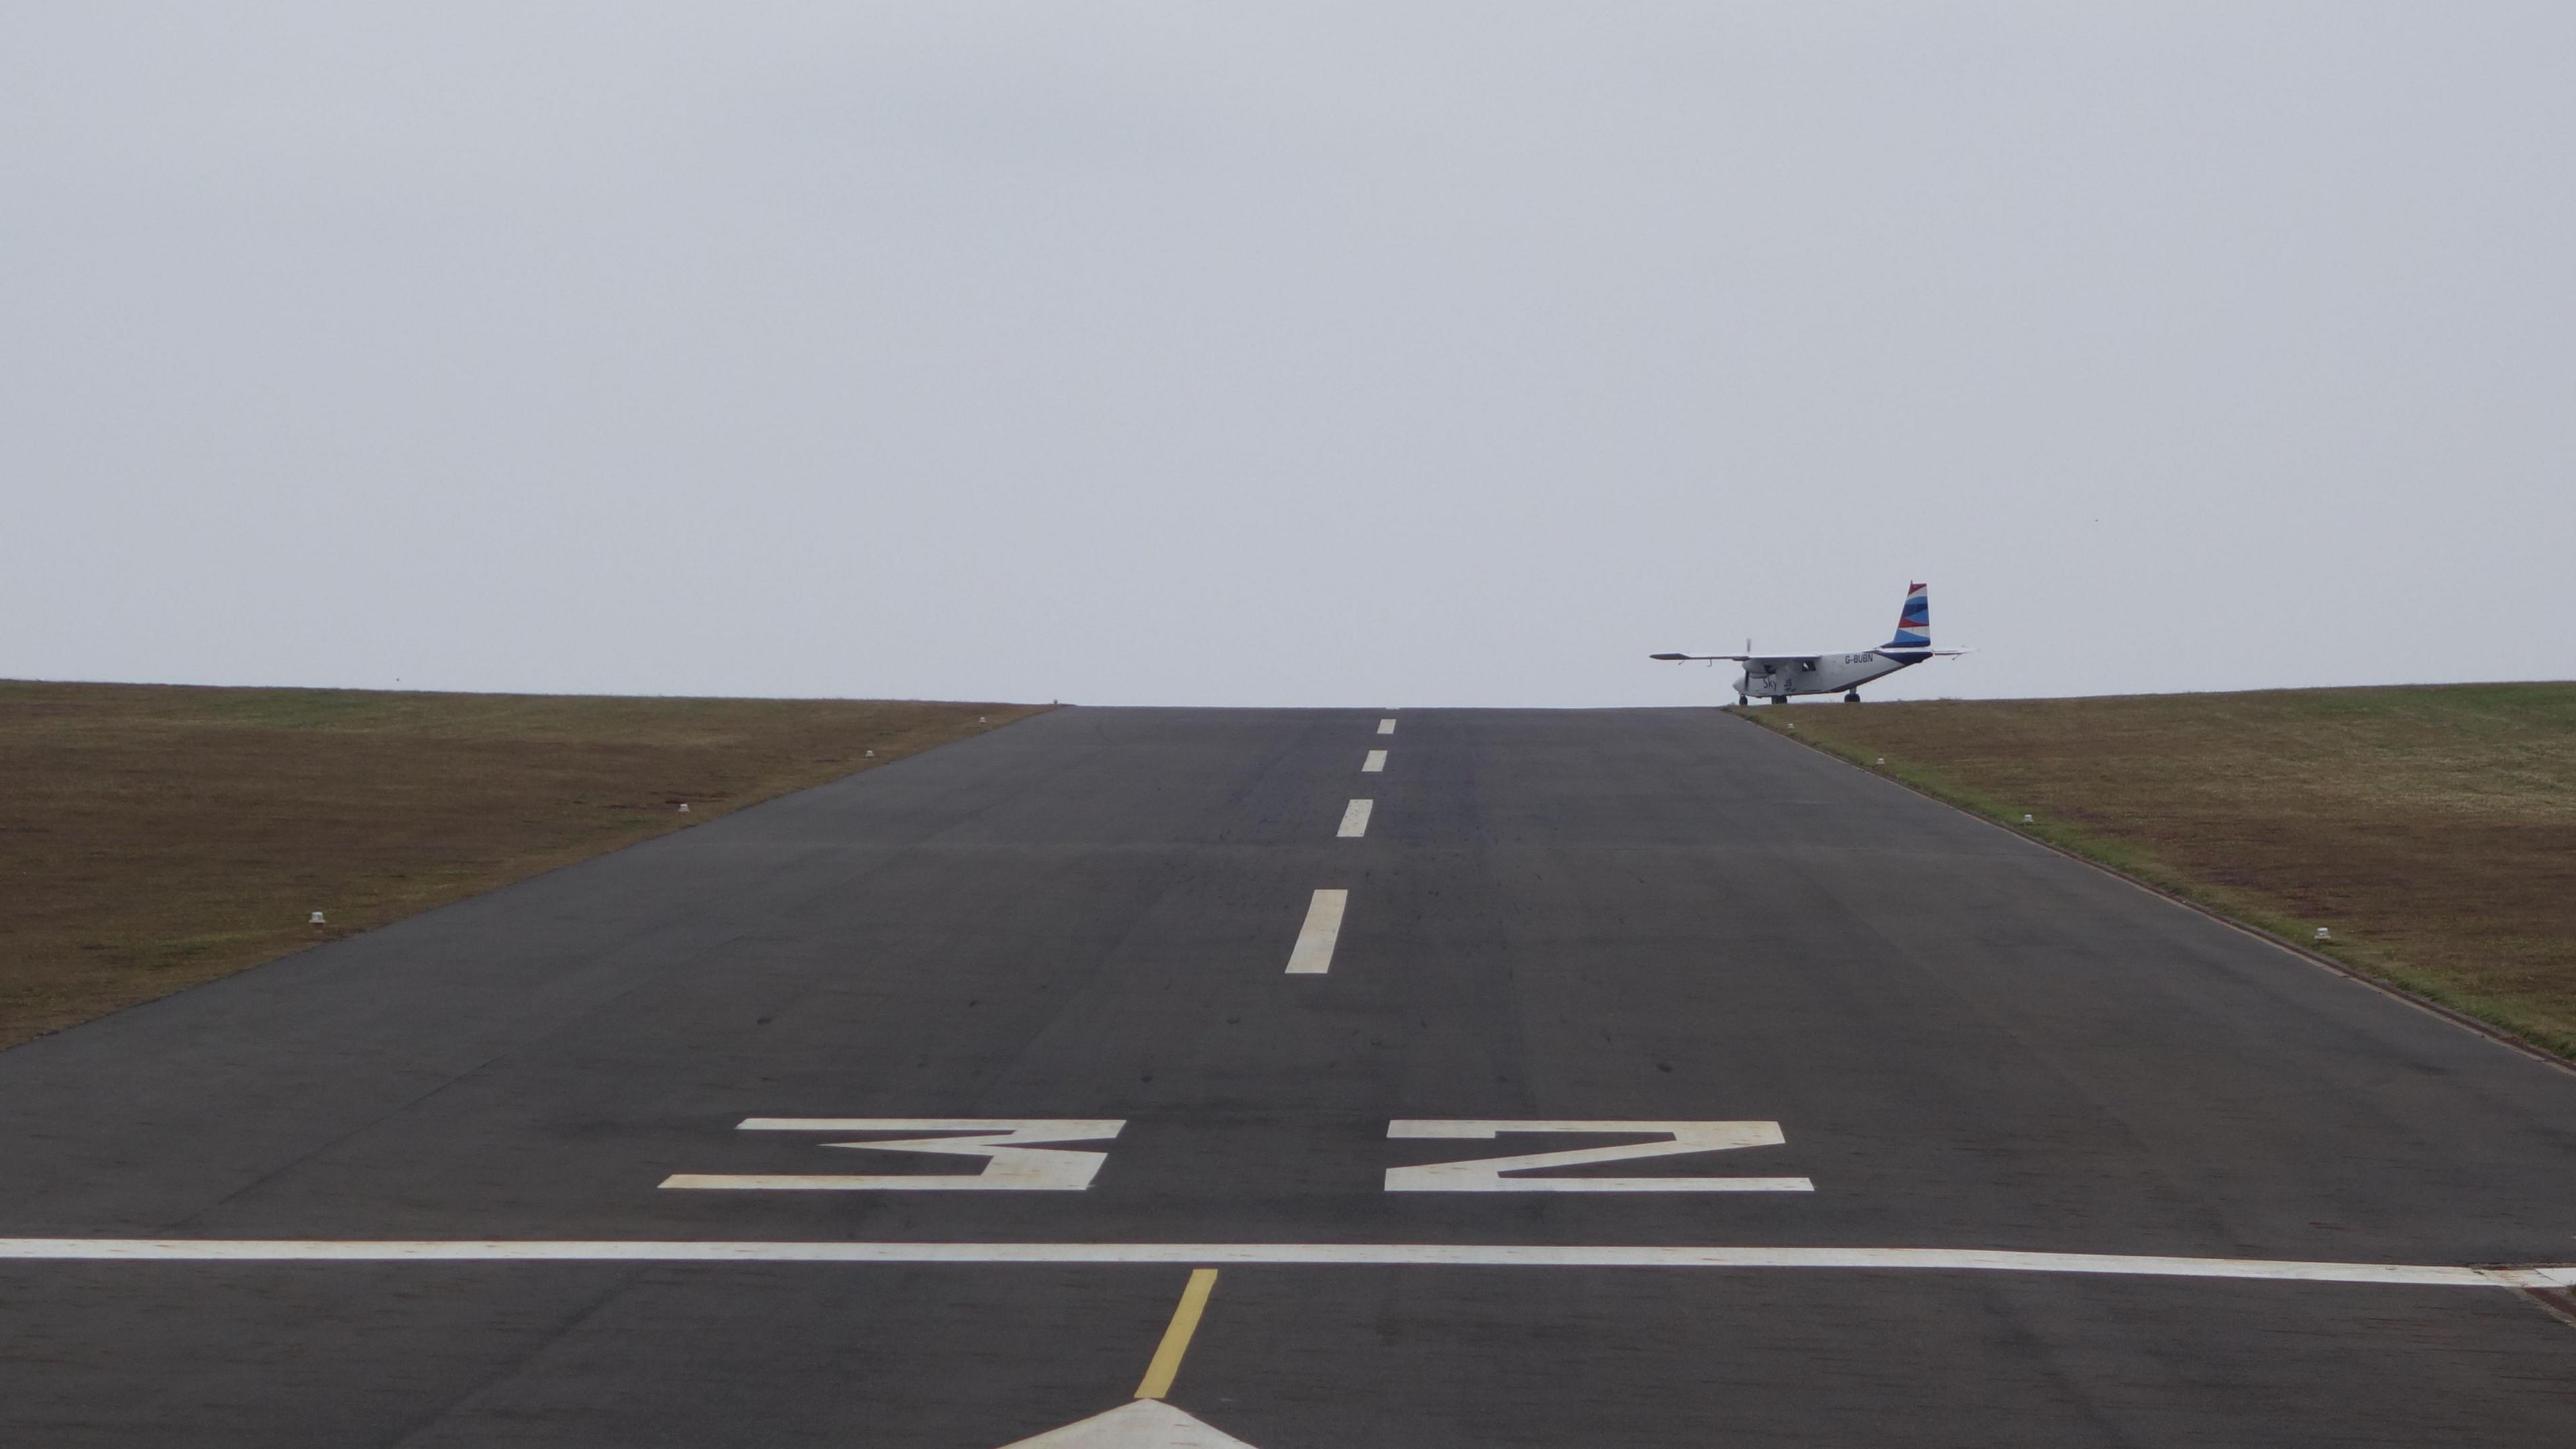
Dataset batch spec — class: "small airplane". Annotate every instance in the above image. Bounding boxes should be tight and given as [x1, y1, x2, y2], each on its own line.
[1652, 583, 1967, 705]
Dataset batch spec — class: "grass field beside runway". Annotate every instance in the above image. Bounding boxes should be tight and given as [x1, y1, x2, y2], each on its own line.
[0, 682, 1043, 1049]
[1743, 683, 2576, 1060]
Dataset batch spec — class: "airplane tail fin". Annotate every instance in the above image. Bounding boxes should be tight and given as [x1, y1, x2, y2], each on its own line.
[1884, 583, 1930, 650]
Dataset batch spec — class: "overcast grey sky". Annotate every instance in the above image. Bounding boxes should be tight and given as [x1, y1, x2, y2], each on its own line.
[5, 3, 2570, 706]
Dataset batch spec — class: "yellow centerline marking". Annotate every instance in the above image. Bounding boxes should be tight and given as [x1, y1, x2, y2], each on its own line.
[1132, 1267, 1219, 1399]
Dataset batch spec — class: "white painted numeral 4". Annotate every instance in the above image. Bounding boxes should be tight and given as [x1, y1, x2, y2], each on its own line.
[1383, 1120, 1812, 1193]
[659, 1118, 1125, 1191]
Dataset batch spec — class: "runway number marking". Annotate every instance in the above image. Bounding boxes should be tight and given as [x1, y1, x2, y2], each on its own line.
[1285, 890, 1348, 975]
[658, 1120, 1804, 1191]
[1361, 749, 1387, 773]
[659, 1119, 1124, 1191]
[1384, 1120, 1813, 1193]
[1377, 718, 1396, 735]
[1337, 799, 1373, 837]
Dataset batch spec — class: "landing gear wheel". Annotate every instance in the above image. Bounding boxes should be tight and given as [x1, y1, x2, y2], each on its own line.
[1845, 691, 1862, 703]
[1770, 696, 1788, 706]
[1735, 694, 1748, 708]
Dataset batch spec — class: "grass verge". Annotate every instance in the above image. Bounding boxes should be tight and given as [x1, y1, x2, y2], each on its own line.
[1739, 684, 2576, 1063]
[0, 681, 1046, 1049]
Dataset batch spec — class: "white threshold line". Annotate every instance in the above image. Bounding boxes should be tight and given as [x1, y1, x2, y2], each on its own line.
[1285, 890, 1349, 975]
[1337, 799, 1373, 837]
[0, 1239, 2566, 1288]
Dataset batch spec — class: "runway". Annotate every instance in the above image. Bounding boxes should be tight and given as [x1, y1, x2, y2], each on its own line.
[2, 706, 2571, 1445]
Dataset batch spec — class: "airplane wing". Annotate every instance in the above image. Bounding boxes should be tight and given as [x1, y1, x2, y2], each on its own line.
[1651, 653, 1819, 665]
[1655, 648, 1970, 661]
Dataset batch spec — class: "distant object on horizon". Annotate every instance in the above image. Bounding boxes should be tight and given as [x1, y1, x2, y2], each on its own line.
[1652, 583, 1968, 705]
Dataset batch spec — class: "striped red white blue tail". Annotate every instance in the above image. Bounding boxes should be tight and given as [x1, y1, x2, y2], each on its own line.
[1884, 584, 1930, 650]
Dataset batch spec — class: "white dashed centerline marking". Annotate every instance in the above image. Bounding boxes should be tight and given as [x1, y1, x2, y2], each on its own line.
[1362, 750, 1387, 773]
[1338, 800, 1373, 838]
[1285, 890, 1348, 975]
[1377, 718, 1397, 735]
[1, 1239, 2565, 1288]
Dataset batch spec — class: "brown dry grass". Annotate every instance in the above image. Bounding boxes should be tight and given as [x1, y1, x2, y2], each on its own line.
[0, 681, 1045, 1049]
[1747, 684, 2576, 1060]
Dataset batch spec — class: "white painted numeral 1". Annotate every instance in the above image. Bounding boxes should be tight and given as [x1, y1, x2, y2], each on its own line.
[1383, 1120, 1812, 1193]
[659, 1118, 1125, 1191]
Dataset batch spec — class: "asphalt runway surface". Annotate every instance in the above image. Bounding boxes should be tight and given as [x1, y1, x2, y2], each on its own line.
[2, 706, 2573, 1446]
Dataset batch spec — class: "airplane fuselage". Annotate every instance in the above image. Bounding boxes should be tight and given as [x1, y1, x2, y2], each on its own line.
[1741, 649, 1929, 702]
